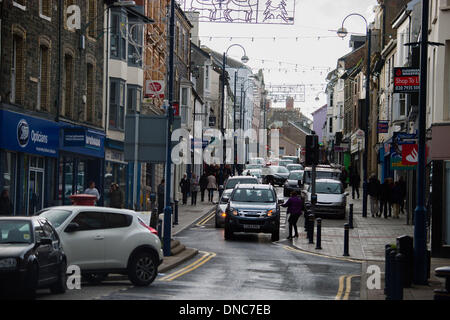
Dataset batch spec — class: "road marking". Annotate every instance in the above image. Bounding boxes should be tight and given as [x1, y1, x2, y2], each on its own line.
[335, 275, 360, 300]
[281, 245, 363, 264]
[158, 251, 216, 282]
[196, 211, 216, 226]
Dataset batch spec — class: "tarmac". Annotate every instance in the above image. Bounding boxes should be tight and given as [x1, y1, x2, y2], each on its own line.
[138, 189, 450, 300]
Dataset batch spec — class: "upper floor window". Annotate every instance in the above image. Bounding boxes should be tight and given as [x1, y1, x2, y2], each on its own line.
[127, 85, 142, 114]
[110, 10, 127, 61]
[109, 78, 125, 130]
[128, 23, 143, 67]
[63, 53, 74, 118]
[86, 63, 95, 123]
[11, 33, 25, 105]
[205, 65, 210, 90]
[87, 0, 97, 39]
[38, 44, 50, 111]
[39, 0, 51, 19]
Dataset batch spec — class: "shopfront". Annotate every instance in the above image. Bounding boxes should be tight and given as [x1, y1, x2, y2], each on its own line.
[104, 139, 128, 208]
[59, 124, 105, 206]
[0, 109, 59, 215]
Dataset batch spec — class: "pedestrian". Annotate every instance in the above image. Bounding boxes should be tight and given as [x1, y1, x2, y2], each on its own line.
[367, 175, 381, 217]
[84, 181, 100, 204]
[0, 189, 13, 216]
[199, 172, 208, 202]
[179, 174, 190, 205]
[398, 176, 407, 214]
[340, 166, 348, 189]
[380, 178, 393, 218]
[157, 179, 165, 214]
[109, 183, 124, 208]
[207, 173, 217, 203]
[350, 168, 361, 200]
[190, 173, 200, 206]
[391, 180, 402, 219]
[281, 191, 305, 239]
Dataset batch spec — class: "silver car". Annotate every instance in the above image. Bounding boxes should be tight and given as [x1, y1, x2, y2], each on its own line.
[215, 189, 233, 228]
[302, 179, 349, 219]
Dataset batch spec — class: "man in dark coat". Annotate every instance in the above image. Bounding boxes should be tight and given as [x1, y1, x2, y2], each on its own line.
[199, 173, 208, 202]
[109, 183, 124, 208]
[179, 174, 190, 205]
[367, 175, 381, 217]
[157, 179, 165, 214]
[380, 178, 393, 218]
[340, 167, 348, 189]
[350, 168, 361, 200]
[0, 189, 13, 216]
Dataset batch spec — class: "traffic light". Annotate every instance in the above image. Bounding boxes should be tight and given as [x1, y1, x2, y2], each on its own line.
[305, 134, 319, 166]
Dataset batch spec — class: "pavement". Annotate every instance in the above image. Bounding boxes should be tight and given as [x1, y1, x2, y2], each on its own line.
[290, 188, 450, 300]
[137, 197, 217, 274]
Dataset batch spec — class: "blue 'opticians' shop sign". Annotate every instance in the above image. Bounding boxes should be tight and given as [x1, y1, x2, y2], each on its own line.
[0, 109, 59, 157]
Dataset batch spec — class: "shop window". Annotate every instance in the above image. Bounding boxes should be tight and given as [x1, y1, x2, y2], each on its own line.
[38, 44, 50, 111]
[0, 152, 17, 213]
[63, 53, 74, 118]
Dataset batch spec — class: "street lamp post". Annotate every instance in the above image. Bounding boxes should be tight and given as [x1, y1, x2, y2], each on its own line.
[337, 13, 371, 219]
[221, 45, 249, 184]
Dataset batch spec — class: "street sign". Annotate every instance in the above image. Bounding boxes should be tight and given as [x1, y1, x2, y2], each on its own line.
[393, 68, 420, 93]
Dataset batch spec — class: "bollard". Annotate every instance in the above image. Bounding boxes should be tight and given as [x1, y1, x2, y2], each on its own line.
[157, 218, 163, 241]
[315, 218, 322, 250]
[343, 223, 350, 256]
[384, 245, 393, 296]
[174, 200, 179, 225]
[394, 253, 405, 300]
[308, 214, 314, 244]
[349, 204, 354, 229]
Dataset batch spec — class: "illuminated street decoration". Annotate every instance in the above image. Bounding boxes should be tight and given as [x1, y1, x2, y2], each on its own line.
[177, 0, 295, 24]
[267, 84, 305, 102]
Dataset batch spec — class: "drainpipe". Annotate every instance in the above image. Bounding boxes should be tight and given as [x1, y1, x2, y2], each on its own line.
[56, 0, 63, 122]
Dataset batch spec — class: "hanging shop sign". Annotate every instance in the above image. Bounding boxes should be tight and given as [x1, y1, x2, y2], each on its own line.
[0, 110, 59, 157]
[393, 68, 420, 93]
[145, 80, 165, 98]
[377, 121, 389, 134]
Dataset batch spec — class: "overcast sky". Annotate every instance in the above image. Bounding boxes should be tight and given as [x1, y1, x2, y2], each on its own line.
[194, 0, 378, 119]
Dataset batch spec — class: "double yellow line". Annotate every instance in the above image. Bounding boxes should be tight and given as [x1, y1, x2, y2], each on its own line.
[158, 251, 216, 282]
[196, 210, 216, 227]
[335, 275, 359, 300]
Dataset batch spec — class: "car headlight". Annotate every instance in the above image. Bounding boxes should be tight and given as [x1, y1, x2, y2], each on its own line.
[229, 208, 239, 216]
[266, 209, 274, 217]
[0, 258, 17, 269]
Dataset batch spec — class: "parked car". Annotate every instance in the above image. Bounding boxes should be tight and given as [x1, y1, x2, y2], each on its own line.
[215, 189, 233, 228]
[301, 179, 348, 219]
[261, 166, 290, 186]
[249, 158, 266, 166]
[281, 155, 300, 164]
[224, 184, 282, 241]
[223, 176, 259, 191]
[38, 206, 163, 287]
[0, 217, 67, 299]
[279, 160, 294, 167]
[283, 170, 304, 197]
[242, 169, 263, 184]
[244, 164, 263, 170]
[286, 164, 304, 172]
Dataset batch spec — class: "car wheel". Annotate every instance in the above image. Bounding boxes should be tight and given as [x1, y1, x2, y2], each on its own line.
[50, 260, 67, 294]
[224, 226, 233, 240]
[128, 251, 158, 287]
[271, 229, 280, 242]
[82, 273, 108, 285]
[23, 263, 38, 300]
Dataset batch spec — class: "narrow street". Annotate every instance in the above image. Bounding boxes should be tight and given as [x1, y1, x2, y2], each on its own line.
[37, 188, 361, 300]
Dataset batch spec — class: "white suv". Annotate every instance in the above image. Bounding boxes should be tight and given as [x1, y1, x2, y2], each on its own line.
[38, 206, 163, 286]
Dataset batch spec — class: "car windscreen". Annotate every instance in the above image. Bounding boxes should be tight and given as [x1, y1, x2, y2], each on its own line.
[288, 172, 304, 180]
[304, 171, 340, 184]
[39, 209, 73, 228]
[231, 189, 275, 203]
[225, 178, 258, 189]
[0, 220, 33, 244]
[309, 182, 343, 194]
[276, 166, 289, 174]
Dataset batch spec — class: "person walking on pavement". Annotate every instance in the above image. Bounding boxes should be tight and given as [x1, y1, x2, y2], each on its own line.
[157, 179, 165, 214]
[199, 173, 208, 202]
[190, 173, 200, 206]
[282, 191, 305, 239]
[340, 166, 348, 190]
[84, 181, 100, 204]
[368, 175, 381, 217]
[380, 178, 393, 218]
[0, 189, 13, 216]
[350, 168, 361, 200]
[207, 173, 217, 203]
[398, 176, 407, 215]
[391, 180, 402, 219]
[109, 183, 124, 208]
[179, 174, 190, 205]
